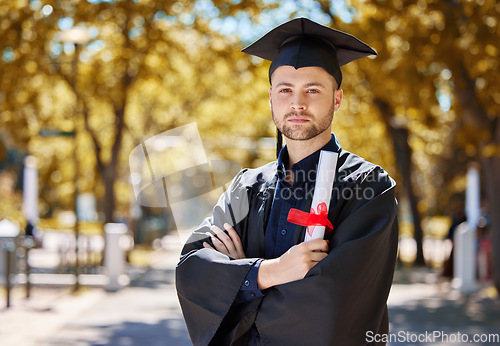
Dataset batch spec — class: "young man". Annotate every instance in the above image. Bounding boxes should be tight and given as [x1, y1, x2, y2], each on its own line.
[176, 18, 398, 345]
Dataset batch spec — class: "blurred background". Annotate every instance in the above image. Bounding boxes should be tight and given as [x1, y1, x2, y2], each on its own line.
[0, 0, 499, 344]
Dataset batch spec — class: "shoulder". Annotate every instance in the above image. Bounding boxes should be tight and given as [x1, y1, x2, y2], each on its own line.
[229, 161, 278, 192]
[337, 149, 395, 192]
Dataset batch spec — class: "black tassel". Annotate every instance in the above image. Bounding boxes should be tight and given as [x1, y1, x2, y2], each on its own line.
[276, 128, 282, 158]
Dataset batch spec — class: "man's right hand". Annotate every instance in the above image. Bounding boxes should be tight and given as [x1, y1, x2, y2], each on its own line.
[257, 239, 329, 290]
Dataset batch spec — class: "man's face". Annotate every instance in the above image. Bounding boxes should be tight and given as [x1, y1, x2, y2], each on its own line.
[269, 66, 343, 142]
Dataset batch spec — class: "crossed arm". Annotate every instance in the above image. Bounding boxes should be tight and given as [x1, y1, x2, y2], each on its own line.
[203, 223, 329, 290]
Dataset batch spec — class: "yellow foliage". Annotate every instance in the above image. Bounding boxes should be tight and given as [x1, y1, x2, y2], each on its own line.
[0, 0, 498, 225]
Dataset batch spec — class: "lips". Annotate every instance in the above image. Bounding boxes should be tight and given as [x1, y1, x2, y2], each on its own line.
[287, 117, 310, 124]
[285, 112, 311, 124]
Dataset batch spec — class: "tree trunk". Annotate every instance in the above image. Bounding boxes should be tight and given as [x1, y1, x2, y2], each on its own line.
[481, 145, 500, 291]
[374, 98, 426, 265]
[391, 126, 426, 266]
[102, 164, 116, 224]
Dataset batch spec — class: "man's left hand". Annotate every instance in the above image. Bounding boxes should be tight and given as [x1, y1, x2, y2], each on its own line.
[203, 223, 246, 259]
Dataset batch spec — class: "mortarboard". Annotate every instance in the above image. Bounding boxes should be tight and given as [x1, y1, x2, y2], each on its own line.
[242, 18, 377, 158]
[242, 17, 377, 87]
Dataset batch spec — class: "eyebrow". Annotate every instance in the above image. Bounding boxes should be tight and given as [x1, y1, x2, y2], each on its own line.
[275, 82, 293, 88]
[275, 81, 326, 88]
[304, 82, 326, 88]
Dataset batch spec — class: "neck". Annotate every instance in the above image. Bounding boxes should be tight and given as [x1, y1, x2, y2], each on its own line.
[284, 131, 331, 169]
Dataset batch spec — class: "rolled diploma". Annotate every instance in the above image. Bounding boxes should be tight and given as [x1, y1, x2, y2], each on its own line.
[304, 150, 338, 242]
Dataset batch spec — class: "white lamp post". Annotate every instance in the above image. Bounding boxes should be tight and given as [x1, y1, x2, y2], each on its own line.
[453, 163, 480, 294]
[23, 156, 39, 226]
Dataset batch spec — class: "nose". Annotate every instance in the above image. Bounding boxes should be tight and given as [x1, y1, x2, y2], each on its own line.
[291, 93, 307, 111]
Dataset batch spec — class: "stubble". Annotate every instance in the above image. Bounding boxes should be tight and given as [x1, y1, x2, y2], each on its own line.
[272, 101, 334, 141]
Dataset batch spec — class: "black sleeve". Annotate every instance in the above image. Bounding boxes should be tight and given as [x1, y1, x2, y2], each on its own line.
[175, 170, 262, 345]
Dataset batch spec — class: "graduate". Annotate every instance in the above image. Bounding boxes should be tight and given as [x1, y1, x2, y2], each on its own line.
[176, 17, 399, 345]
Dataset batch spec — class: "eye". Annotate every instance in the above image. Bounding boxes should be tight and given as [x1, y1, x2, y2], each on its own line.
[307, 89, 320, 94]
[279, 88, 292, 93]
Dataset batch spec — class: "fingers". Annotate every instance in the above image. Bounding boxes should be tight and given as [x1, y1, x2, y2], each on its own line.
[288, 239, 328, 266]
[309, 251, 328, 263]
[202, 241, 214, 250]
[304, 238, 329, 253]
[211, 224, 237, 254]
[206, 223, 246, 259]
[225, 223, 245, 258]
[206, 231, 230, 256]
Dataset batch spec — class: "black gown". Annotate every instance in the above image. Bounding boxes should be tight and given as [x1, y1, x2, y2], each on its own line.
[176, 148, 399, 346]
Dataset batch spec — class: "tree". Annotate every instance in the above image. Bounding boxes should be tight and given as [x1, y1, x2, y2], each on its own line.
[434, 0, 499, 290]
[0, 0, 273, 226]
[317, 0, 499, 275]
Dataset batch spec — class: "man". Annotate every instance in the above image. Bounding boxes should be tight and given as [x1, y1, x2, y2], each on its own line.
[176, 18, 398, 345]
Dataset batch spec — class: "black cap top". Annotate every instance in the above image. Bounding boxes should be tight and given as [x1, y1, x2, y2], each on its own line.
[242, 17, 377, 87]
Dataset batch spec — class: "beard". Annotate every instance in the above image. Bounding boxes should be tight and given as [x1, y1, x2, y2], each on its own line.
[272, 102, 334, 141]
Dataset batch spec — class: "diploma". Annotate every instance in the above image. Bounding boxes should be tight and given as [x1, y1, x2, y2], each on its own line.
[287, 150, 338, 241]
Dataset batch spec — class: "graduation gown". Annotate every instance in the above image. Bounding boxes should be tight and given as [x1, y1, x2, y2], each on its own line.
[176, 148, 399, 346]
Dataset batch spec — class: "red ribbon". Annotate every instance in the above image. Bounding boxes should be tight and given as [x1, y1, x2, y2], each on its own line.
[287, 202, 333, 237]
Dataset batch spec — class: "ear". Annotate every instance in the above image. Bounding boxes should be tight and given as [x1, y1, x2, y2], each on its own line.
[334, 89, 343, 112]
[269, 87, 273, 108]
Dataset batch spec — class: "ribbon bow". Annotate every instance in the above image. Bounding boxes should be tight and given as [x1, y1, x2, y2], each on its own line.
[287, 202, 333, 237]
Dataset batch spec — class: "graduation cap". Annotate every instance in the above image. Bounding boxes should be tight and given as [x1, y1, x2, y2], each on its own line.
[242, 17, 377, 87]
[242, 18, 377, 157]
